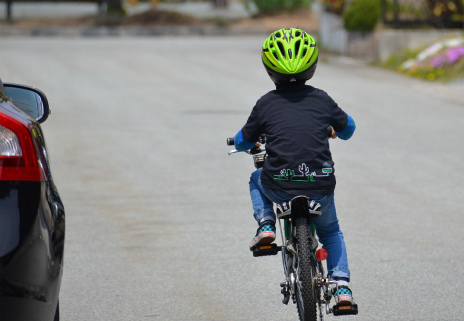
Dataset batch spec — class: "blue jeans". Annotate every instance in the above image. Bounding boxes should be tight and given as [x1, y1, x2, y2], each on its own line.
[249, 168, 350, 281]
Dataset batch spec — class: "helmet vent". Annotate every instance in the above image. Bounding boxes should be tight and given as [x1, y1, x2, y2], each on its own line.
[302, 48, 307, 57]
[275, 32, 281, 38]
[288, 49, 292, 59]
[277, 42, 286, 58]
[273, 51, 279, 61]
[295, 31, 301, 37]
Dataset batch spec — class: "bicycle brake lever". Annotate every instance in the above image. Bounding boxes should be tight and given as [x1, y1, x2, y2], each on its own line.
[228, 148, 265, 156]
[228, 149, 240, 156]
[228, 149, 251, 156]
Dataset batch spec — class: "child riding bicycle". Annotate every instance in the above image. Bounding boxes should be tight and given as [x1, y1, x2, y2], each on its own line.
[233, 28, 357, 307]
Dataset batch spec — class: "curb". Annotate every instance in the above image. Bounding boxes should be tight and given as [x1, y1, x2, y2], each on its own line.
[0, 25, 278, 37]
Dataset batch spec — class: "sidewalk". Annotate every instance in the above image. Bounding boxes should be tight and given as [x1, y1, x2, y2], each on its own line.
[0, 1, 320, 37]
[0, 1, 256, 19]
[0, 1, 270, 37]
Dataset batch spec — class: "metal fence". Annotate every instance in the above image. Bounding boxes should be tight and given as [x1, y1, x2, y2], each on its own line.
[381, 0, 464, 28]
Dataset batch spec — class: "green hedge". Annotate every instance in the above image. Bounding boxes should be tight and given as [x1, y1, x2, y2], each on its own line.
[247, 0, 313, 15]
[343, 0, 380, 32]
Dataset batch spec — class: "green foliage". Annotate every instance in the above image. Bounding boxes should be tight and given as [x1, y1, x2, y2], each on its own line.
[343, 0, 380, 32]
[382, 0, 429, 21]
[427, 0, 464, 22]
[381, 47, 422, 70]
[97, 7, 127, 26]
[382, 0, 463, 28]
[246, 0, 313, 15]
[322, 0, 345, 15]
[399, 59, 464, 82]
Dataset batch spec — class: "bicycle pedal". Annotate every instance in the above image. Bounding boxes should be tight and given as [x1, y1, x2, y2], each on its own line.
[250, 243, 280, 257]
[333, 303, 358, 316]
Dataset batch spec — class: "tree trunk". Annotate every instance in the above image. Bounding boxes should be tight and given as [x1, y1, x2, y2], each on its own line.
[212, 0, 228, 8]
[106, 0, 123, 11]
[98, 0, 125, 26]
[6, 0, 13, 22]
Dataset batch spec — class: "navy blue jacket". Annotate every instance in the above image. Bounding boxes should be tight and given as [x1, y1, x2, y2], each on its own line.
[235, 83, 355, 196]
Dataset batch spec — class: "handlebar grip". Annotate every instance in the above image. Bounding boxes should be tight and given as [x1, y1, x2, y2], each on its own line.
[327, 126, 333, 138]
[227, 137, 235, 146]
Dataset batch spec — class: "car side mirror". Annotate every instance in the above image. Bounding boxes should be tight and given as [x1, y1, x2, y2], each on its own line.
[3, 83, 50, 123]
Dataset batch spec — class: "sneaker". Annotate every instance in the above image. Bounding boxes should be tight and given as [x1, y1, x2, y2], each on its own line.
[249, 221, 276, 249]
[332, 285, 356, 306]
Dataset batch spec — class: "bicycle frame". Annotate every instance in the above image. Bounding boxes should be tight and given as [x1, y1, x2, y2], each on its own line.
[227, 138, 356, 320]
[275, 196, 339, 320]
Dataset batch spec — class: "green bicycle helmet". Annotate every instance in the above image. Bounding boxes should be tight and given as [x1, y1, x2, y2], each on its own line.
[262, 28, 319, 83]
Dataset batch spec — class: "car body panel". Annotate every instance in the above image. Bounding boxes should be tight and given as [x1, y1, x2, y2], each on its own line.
[0, 81, 65, 321]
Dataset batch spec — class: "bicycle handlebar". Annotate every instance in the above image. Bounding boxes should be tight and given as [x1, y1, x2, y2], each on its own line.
[327, 126, 333, 138]
[227, 127, 333, 147]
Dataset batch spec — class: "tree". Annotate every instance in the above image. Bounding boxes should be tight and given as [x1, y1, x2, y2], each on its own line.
[212, 0, 228, 8]
[426, 0, 464, 28]
[98, 0, 126, 25]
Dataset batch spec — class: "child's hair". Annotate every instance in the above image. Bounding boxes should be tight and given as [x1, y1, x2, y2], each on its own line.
[262, 28, 319, 84]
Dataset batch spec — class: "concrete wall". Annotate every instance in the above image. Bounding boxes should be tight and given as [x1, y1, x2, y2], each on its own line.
[319, 11, 378, 61]
[319, 11, 348, 54]
[319, 11, 464, 62]
[378, 29, 464, 61]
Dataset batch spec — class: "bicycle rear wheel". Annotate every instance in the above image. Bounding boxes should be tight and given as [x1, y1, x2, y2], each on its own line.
[294, 216, 317, 321]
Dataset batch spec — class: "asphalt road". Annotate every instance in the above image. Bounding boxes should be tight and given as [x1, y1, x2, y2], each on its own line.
[1, 37, 463, 321]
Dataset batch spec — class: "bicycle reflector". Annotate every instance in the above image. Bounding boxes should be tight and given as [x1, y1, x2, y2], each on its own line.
[0, 113, 46, 181]
[316, 248, 328, 261]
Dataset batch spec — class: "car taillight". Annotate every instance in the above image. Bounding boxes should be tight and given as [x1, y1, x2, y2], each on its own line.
[0, 113, 46, 181]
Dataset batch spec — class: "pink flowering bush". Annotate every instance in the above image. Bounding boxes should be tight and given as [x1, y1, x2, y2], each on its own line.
[396, 37, 464, 81]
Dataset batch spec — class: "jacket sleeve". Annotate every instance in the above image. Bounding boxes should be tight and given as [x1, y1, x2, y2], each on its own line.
[234, 130, 256, 151]
[327, 93, 355, 140]
[235, 104, 262, 150]
[336, 114, 356, 140]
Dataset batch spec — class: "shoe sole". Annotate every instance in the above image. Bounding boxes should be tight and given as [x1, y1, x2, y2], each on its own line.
[334, 295, 356, 306]
[249, 231, 275, 249]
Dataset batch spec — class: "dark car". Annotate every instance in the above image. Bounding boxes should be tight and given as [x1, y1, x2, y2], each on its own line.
[0, 79, 65, 321]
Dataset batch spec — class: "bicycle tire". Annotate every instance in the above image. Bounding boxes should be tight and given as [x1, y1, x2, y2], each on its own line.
[294, 216, 317, 321]
[54, 300, 59, 321]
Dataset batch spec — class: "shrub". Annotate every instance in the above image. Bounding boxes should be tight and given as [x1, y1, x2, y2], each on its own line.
[246, 0, 313, 15]
[343, 0, 380, 32]
[427, 0, 464, 23]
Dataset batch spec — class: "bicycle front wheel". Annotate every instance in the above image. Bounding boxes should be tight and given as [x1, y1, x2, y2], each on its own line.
[294, 216, 317, 321]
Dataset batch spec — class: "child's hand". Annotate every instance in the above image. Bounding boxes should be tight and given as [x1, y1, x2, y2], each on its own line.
[330, 126, 337, 139]
[256, 142, 262, 147]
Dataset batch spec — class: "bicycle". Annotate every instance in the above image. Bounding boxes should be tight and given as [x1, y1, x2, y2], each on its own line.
[227, 132, 358, 321]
